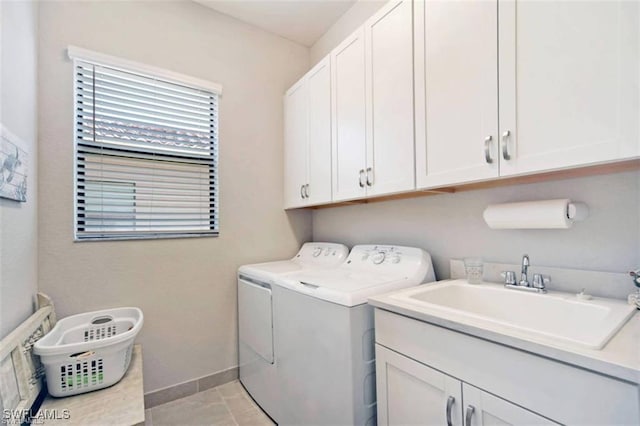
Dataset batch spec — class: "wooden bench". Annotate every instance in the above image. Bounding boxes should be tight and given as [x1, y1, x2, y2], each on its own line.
[0, 293, 145, 425]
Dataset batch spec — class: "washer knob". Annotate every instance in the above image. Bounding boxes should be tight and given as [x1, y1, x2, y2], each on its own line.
[313, 247, 322, 257]
[371, 251, 386, 265]
[391, 255, 401, 264]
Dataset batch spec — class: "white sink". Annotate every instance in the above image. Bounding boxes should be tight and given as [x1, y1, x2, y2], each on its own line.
[388, 280, 636, 350]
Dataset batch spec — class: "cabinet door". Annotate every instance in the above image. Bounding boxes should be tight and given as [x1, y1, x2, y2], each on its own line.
[415, 0, 499, 188]
[365, 0, 415, 196]
[306, 57, 332, 205]
[462, 383, 559, 426]
[283, 80, 308, 208]
[499, 0, 640, 176]
[376, 345, 463, 426]
[331, 28, 367, 202]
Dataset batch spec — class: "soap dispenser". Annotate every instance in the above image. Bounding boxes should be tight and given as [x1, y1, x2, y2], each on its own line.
[629, 270, 640, 310]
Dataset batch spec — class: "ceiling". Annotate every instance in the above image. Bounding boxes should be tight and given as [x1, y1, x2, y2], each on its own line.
[194, 0, 356, 47]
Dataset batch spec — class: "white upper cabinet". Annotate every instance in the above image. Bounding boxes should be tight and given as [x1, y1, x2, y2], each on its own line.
[284, 57, 332, 209]
[285, 0, 639, 208]
[416, 0, 639, 189]
[415, 0, 499, 188]
[332, 0, 415, 202]
[306, 59, 333, 205]
[365, 0, 415, 196]
[284, 80, 308, 209]
[331, 28, 367, 202]
[498, 0, 640, 176]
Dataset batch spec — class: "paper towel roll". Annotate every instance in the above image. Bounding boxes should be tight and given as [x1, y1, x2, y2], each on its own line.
[483, 199, 588, 229]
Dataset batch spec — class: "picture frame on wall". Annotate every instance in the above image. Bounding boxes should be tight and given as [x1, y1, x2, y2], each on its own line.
[0, 124, 28, 202]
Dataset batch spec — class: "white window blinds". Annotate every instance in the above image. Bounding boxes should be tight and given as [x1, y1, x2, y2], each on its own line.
[73, 58, 219, 240]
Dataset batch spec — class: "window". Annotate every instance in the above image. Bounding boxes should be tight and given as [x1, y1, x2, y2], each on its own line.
[70, 47, 221, 240]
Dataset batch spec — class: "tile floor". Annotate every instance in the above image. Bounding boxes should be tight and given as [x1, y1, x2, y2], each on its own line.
[145, 380, 275, 426]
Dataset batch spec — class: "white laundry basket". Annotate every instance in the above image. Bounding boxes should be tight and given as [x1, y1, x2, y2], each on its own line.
[33, 307, 143, 397]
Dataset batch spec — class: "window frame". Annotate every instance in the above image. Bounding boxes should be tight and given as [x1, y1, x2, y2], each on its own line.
[69, 46, 222, 242]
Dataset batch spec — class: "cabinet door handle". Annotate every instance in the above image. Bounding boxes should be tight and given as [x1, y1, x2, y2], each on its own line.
[501, 130, 511, 160]
[366, 167, 373, 186]
[464, 405, 475, 426]
[359, 169, 365, 188]
[446, 396, 455, 426]
[484, 136, 493, 164]
[304, 184, 309, 199]
[300, 184, 305, 199]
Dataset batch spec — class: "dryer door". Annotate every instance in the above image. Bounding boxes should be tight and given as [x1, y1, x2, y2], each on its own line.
[238, 277, 274, 363]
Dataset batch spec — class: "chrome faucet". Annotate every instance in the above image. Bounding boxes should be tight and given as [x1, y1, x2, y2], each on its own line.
[520, 254, 530, 287]
[502, 255, 549, 294]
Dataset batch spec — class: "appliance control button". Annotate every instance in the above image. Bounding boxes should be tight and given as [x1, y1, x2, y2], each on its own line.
[371, 252, 386, 265]
[391, 255, 401, 264]
[313, 247, 322, 257]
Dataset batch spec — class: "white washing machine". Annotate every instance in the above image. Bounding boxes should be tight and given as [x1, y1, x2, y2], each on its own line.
[273, 245, 435, 426]
[237, 242, 349, 422]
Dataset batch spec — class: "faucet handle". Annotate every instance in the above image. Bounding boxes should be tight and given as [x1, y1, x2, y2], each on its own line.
[532, 274, 550, 289]
[501, 271, 516, 286]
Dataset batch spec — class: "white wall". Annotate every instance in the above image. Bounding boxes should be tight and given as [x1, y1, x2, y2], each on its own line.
[0, 0, 38, 339]
[38, 1, 311, 392]
[313, 171, 640, 282]
[310, 0, 386, 64]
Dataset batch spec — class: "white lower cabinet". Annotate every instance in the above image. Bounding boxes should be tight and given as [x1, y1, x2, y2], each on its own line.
[376, 345, 462, 426]
[461, 383, 555, 426]
[376, 345, 556, 426]
[375, 309, 640, 425]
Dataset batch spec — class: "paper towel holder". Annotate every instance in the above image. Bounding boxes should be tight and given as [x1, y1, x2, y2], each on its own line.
[567, 202, 589, 221]
[482, 199, 590, 230]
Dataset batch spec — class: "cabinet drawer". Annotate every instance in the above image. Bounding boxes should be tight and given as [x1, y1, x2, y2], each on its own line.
[375, 309, 640, 425]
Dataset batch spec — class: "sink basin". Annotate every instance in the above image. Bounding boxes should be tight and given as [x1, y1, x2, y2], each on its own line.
[388, 280, 636, 350]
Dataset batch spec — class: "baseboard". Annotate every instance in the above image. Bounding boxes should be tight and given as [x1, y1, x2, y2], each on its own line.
[144, 366, 239, 408]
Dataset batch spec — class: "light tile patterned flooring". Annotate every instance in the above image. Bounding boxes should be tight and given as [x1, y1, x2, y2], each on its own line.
[145, 380, 275, 426]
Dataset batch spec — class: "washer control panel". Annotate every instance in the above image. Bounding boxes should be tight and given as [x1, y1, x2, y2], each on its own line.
[349, 245, 434, 283]
[371, 251, 386, 264]
[351, 245, 413, 268]
[296, 243, 349, 265]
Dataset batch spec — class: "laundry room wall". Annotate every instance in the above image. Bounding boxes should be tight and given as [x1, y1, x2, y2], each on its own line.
[0, 0, 39, 339]
[37, 1, 311, 393]
[313, 171, 640, 281]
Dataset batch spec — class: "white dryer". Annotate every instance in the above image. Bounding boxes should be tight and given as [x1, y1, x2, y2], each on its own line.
[237, 242, 349, 422]
[273, 245, 435, 426]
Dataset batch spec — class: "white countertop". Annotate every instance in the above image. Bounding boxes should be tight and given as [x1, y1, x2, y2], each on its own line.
[369, 281, 640, 384]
